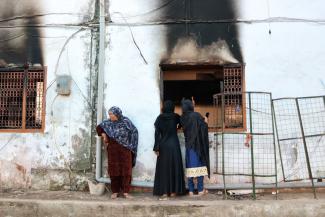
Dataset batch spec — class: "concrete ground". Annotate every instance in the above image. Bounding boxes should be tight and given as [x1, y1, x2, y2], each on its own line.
[1, 189, 325, 217]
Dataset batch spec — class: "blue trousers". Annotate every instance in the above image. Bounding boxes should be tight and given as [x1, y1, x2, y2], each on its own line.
[188, 176, 204, 192]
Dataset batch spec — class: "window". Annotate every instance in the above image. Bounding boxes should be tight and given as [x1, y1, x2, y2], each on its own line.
[0, 66, 46, 132]
[160, 63, 245, 131]
[214, 66, 246, 131]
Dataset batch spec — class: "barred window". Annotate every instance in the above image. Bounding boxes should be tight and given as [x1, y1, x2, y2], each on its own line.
[214, 65, 246, 131]
[0, 66, 46, 132]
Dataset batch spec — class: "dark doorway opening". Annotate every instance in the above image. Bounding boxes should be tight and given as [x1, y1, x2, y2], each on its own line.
[160, 63, 245, 130]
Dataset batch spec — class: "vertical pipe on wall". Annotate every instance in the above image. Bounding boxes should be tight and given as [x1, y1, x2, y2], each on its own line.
[96, 0, 106, 181]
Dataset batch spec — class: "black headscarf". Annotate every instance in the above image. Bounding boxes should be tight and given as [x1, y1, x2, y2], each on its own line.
[181, 99, 194, 113]
[180, 99, 210, 178]
[162, 100, 175, 113]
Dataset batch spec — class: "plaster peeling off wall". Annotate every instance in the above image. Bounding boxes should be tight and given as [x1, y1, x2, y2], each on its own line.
[0, 160, 31, 189]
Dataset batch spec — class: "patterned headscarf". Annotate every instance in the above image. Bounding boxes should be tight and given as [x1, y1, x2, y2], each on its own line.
[99, 106, 138, 166]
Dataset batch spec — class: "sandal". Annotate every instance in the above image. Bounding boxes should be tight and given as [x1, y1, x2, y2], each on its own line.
[111, 193, 118, 199]
[198, 189, 209, 196]
[170, 193, 176, 197]
[158, 194, 168, 201]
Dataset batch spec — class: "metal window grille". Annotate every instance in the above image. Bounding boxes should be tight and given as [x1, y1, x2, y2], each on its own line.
[214, 65, 245, 131]
[0, 67, 46, 132]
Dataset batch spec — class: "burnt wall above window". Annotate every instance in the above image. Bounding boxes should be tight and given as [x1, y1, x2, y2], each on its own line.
[0, 0, 43, 67]
[161, 0, 243, 63]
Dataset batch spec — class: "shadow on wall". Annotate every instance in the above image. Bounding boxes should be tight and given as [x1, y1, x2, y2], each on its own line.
[0, 0, 44, 67]
[160, 0, 242, 63]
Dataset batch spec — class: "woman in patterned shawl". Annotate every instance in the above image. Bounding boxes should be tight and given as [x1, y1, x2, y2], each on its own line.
[96, 106, 138, 199]
[180, 99, 210, 196]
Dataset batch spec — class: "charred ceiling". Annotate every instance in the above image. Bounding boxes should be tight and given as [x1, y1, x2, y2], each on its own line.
[0, 0, 43, 67]
[161, 0, 243, 64]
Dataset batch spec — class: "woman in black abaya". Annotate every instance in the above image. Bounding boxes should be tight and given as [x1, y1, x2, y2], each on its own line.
[153, 100, 186, 198]
[180, 99, 210, 196]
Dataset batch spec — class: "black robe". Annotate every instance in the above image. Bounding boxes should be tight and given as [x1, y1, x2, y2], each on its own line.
[153, 113, 186, 196]
[181, 111, 210, 178]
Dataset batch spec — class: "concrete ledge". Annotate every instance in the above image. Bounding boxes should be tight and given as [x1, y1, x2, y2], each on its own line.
[1, 197, 325, 217]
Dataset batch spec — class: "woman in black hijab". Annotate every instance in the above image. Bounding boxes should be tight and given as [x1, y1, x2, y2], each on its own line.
[180, 99, 210, 196]
[153, 100, 186, 199]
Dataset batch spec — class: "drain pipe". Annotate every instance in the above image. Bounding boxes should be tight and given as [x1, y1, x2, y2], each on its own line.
[95, 0, 106, 181]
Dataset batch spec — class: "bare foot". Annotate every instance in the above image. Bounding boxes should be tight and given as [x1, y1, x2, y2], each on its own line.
[170, 193, 176, 197]
[111, 193, 118, 199]
[188, 192, 194, 196]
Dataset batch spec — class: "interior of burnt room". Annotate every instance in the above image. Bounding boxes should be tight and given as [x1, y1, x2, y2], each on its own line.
[160, 63, 245, 131]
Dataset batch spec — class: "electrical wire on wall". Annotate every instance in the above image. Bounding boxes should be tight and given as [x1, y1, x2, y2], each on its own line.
[111, 0, 177, 19]
[110, 12, 148, 65]
[0, 13, 92, 24]
[0, 28, 94, 161]
[0, 8, 323, 28]
[0, 7, 98, 188]
[0, 28, 95, 152]
[54, 28, 86, 76]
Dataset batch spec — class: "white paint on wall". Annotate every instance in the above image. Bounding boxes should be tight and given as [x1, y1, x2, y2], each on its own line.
[0, 0, 94, 188]
[241, 22, 325, 98]
[237, 0, 325, 97]
[105, 25, 167, 178]
[1, 0, 325, 189]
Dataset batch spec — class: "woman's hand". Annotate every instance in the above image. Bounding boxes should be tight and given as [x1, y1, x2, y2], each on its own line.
[154, 151, 159, 157]
[101, 133, 109, 145]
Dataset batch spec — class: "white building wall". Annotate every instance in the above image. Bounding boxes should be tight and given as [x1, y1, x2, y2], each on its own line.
[0, 0, 95, 189]
[1, 0, 324, 189]
[239, 0, 325, 97]
[105, 0, 325, 184]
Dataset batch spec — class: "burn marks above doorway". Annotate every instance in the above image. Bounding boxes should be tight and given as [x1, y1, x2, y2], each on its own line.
[160, 0, 242, 64]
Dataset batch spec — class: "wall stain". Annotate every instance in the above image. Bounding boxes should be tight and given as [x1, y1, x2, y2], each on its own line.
[160, 0, 243, 62]
[0, 0, 43, 66]
[70, 128, 92, 171]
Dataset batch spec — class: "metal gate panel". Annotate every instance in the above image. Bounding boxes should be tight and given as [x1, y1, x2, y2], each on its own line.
[214, 92, 276, 198]
[272, 98, 309, 181]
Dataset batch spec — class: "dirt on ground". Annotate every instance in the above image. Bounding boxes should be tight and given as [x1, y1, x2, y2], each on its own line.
[1, 188, 324, 202]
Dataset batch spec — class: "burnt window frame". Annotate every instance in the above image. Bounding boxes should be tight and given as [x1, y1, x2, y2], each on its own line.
[160, 63, 246, 132]
[0, 66, 47, 133]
